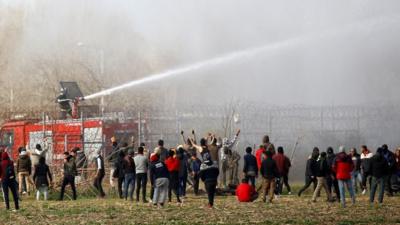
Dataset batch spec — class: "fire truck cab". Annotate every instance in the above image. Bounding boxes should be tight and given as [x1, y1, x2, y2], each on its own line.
[0, 117, 139, 164]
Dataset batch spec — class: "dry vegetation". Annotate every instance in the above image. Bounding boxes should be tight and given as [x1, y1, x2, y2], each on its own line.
[0, 185, 399, 225]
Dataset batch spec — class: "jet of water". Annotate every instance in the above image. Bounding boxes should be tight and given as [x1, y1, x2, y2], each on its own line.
[84, 15, 399, 100]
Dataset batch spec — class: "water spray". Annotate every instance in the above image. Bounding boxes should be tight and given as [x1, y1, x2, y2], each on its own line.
[83, 15, 400, 100]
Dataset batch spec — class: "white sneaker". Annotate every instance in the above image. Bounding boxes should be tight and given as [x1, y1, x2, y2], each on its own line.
[362, 189, 366, 195]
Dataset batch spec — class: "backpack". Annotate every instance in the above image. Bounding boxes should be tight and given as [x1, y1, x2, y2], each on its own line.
[4, 163, 16, 181]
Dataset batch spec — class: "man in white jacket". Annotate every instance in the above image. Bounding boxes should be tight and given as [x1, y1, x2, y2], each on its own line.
[27, 142, 48, 167]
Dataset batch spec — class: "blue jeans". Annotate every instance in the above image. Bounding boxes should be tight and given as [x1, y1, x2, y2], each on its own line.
[179, 175, 187, 197]
[338, 179, 355, 207]
[351, 171, 362, 193]
[124, 173, 135, 200]
[370, 176, 385, 204]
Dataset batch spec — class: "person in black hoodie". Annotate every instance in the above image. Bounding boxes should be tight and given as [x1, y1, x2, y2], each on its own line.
[369, 148, 389, 205]
[199, 149, 219, 208]
[260, 150, 279, 203]
[33, 157, 52, 201]
[243, 147, 258, 187]
[59, 152, 77, 200]
[326, 147, 340, 200]
[312, 152, 333, 202]
[298, 148, 319, 197]
[381, 144, 396, 196]
[113, 150, 126, 199]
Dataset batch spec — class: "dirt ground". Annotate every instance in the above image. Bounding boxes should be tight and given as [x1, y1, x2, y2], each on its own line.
[1, 184, 400, 225]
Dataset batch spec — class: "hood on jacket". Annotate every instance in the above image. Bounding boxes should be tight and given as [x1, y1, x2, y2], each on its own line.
[2, 152, 10, 160]
[336, 152, 351, 162]
[150, 153, 159, 162]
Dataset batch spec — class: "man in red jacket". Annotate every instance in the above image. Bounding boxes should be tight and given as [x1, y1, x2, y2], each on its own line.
[236, 178, 258, 202]
[273, 147, 292, 195]
[333, 146, 355, 208]
[165, 149, 181, 204]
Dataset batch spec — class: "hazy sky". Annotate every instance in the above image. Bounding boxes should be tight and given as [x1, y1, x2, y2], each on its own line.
[3, 0, 400, 106]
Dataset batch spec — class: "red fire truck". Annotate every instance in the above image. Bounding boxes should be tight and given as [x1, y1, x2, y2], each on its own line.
[0, 116, 139, 163]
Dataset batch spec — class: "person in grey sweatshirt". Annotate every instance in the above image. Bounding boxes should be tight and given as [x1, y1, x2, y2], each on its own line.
[134, 146, 149, 202]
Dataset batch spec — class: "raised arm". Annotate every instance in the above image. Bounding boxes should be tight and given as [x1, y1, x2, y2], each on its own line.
[180, 131, 187, 145]
[226, 129, 241, 149]
[189, 138, 203, 153]
[191, 130, 197, 144]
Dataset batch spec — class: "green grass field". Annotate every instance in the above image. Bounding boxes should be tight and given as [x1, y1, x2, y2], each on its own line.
[0, 185, 399, 225]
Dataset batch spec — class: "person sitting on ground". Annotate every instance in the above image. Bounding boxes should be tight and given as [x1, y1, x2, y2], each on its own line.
[33, 157, 52, 201]
[236, 178, 258, 202]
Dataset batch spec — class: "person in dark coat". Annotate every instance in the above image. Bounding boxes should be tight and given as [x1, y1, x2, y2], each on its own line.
[33, 157, 52, 201]
[298, 148, 319, 197]
[94, 149, 106, 198]
[311, 152, 333, 202]
[113, 150, 126, 199]
[199, 150, 219, 208]
[326, 147, 340, 200]
[260, 150, 279, 203]
[176, 146, 189, 199]
[369, 148, 389, 205]
[17, 149, 32, 195]
[0, 152, 19, 210]
[381, 144, 396, 196]
[59, 152, 77, 200]
[243, 147, 258, 187]
[360, 145, 373, 195]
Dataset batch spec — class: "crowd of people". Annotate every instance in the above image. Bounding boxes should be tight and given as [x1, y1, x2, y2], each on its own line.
[0, 130, 400, 211]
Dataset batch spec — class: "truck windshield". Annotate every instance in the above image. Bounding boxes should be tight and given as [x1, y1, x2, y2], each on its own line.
[0, 131, 14, 147]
